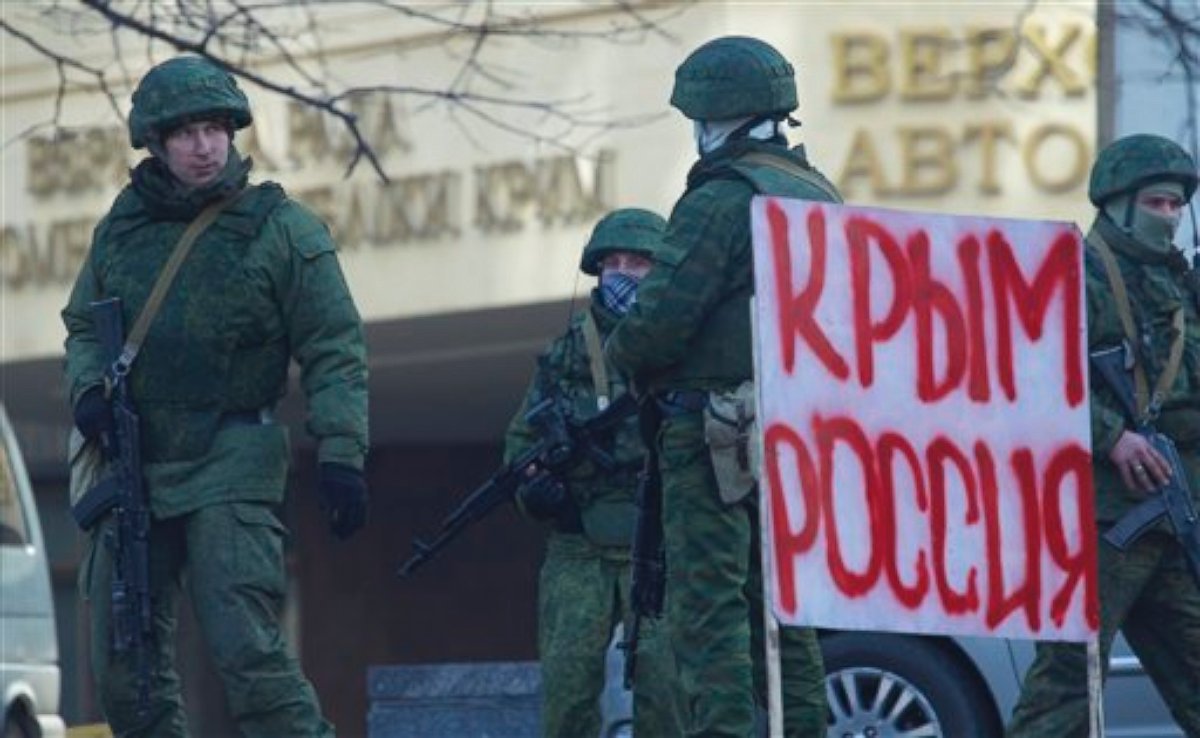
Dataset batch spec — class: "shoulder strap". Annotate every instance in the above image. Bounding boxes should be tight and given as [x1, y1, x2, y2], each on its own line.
[114, 190, 243, 374]
[1089, 231, 1186, 423]
[579, 310, 611, 411]
[732, 150, 844, 202]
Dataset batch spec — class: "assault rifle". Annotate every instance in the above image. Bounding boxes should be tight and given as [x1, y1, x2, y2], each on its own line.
[620, 395, 666, 689]
[399, 390, 638, 577]
[1091, 345, 1200, 587]
[69, 297, 153, 716]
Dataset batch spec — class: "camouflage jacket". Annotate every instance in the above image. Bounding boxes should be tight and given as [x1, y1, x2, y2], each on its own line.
[1086, 214, 1200, 522]
[504, 295, 644, 547]
[62, 153, 368, 518]
[605, 138, 841, 392]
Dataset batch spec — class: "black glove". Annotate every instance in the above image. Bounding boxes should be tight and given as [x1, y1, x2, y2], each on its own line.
[518, 472, 582, 533]
[73, 386, 114, 442]
[318, 462, 368, 540]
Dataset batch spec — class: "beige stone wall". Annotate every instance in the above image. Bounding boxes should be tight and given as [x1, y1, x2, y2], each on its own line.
[1, 1, 1095, 362]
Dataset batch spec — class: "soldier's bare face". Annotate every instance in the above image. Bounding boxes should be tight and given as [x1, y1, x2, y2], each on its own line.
[599, 251, 653, 280]
[1136, 191, 1185, 218]
[163, 120, 230, 189]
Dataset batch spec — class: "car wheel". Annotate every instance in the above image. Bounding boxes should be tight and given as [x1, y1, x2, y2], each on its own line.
[822, 632, 1001, 738]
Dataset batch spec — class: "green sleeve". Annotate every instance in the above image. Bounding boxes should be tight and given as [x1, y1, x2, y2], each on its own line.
[61, 224, 109, 408]
[605, 185, 743, 378]
[1085, 259, 1129, 458]
[275, 201, 369, 469]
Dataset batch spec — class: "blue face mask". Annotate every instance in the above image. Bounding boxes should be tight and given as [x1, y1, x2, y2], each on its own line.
[600, 271, 639, 315]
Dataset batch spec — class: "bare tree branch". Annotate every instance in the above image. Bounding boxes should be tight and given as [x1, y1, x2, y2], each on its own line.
[2, 0, 691, 180]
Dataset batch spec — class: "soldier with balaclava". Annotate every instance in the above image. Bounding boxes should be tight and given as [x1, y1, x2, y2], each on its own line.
[1007, 134, 1200, 737]
[504, 208, 685, 738]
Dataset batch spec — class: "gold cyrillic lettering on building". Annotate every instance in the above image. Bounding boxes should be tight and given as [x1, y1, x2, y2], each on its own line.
[831, 32, 891, 104]
[475, 152, 613, 234]
[899, 28, 956, 101]
[830, 17, 1093, 200]
[1015, 24, 1088, 98]
[1, 218, 92, 289]
[1023, 123, 1089, 192]
[964, 121, 1015, 195]
[26, 128, 127, 197]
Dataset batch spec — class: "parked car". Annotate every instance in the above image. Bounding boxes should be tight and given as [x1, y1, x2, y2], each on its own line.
[602, 625, 1182, 737]
[0, 404, 66, 738]
[820, 629, 1181, 737]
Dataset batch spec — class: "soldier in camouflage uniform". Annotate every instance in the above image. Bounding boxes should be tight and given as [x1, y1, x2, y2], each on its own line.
[606, 37, 840, 737]
[1006, 134, 1200, 736]
[505, 208, 684, 738]
[62, 56, 368, 737]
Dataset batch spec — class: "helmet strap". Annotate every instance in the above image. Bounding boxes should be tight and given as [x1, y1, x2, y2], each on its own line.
[1189, 198, 1199, 269]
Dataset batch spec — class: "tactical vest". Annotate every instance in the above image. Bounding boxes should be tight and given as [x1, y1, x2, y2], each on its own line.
[92, 183, 292, 462]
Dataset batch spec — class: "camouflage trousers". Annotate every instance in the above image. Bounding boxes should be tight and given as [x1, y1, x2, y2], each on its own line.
[81, 502, 333, 738]
[538, 532, 684, 738]
[658, 413, 826, 738]
[1007, 529, 1200, 737]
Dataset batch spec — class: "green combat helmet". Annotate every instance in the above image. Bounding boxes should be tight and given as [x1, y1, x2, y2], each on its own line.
[579, 208, 667, 276]
[129, 56, 252, 149]
[1088, 133, 1198, 206]
[670, 36, 797, 121]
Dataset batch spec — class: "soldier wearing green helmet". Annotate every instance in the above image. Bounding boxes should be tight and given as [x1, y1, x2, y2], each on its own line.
[504, 207, 684, 737]
[1007, 134, 1200, 736]
[606, 36, 838, 737]
[62, 55, 368, 737]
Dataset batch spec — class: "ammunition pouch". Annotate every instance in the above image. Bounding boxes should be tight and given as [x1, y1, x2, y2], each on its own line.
[703, 380, 759, 505]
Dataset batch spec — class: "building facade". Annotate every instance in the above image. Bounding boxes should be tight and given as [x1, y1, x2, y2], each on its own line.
[1, 1, 1104, 733]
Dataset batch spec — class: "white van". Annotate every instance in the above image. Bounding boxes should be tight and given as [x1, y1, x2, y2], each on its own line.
[1, 405, 66, 738]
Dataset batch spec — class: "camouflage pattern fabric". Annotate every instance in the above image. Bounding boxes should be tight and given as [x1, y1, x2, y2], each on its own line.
[659, 413, 825, 738]
[505, 297, 685, 736]
[128, 56, 252, 149]
[62, 129, 361, 734]
[80, 503, 333, 737]
[62, 151, 368, 519]
[607, 138, 839, 737]
[538, 533, 683, 738]
[1006, 212, 1200, 737]
[1083, 217, 1200, 522]
[670, 36, 797, 121]
[579, 208, 667, 276]
[505, 299, 646, 546]
[1088, 133, 1198, 206]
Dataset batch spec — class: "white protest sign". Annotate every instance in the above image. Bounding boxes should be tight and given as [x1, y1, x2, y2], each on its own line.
[752, 197, 1098, 642]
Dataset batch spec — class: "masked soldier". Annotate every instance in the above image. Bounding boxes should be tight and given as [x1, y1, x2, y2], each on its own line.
[1006, 134, 1200, 736]
[62, 56, 368, 737]
[505, 208, 684, 738]
[606, 37, 841, 737]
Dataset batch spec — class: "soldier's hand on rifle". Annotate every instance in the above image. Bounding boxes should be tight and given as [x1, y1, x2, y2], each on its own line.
[1109, 430, 1172, 495]
[517, 472, 582, 532]
[318, 462, 368, 540]
[74, 386, 114, 443]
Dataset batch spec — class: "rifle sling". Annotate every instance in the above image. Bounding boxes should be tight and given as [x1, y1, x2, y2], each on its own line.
[112, 189, 244, 379]
[1089, 231, 1185, 424]
[580, 309, 612, 411]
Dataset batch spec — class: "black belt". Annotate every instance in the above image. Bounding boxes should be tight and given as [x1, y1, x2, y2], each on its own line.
[655, 390, 708, 417]
[218, 408, 274, 429]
